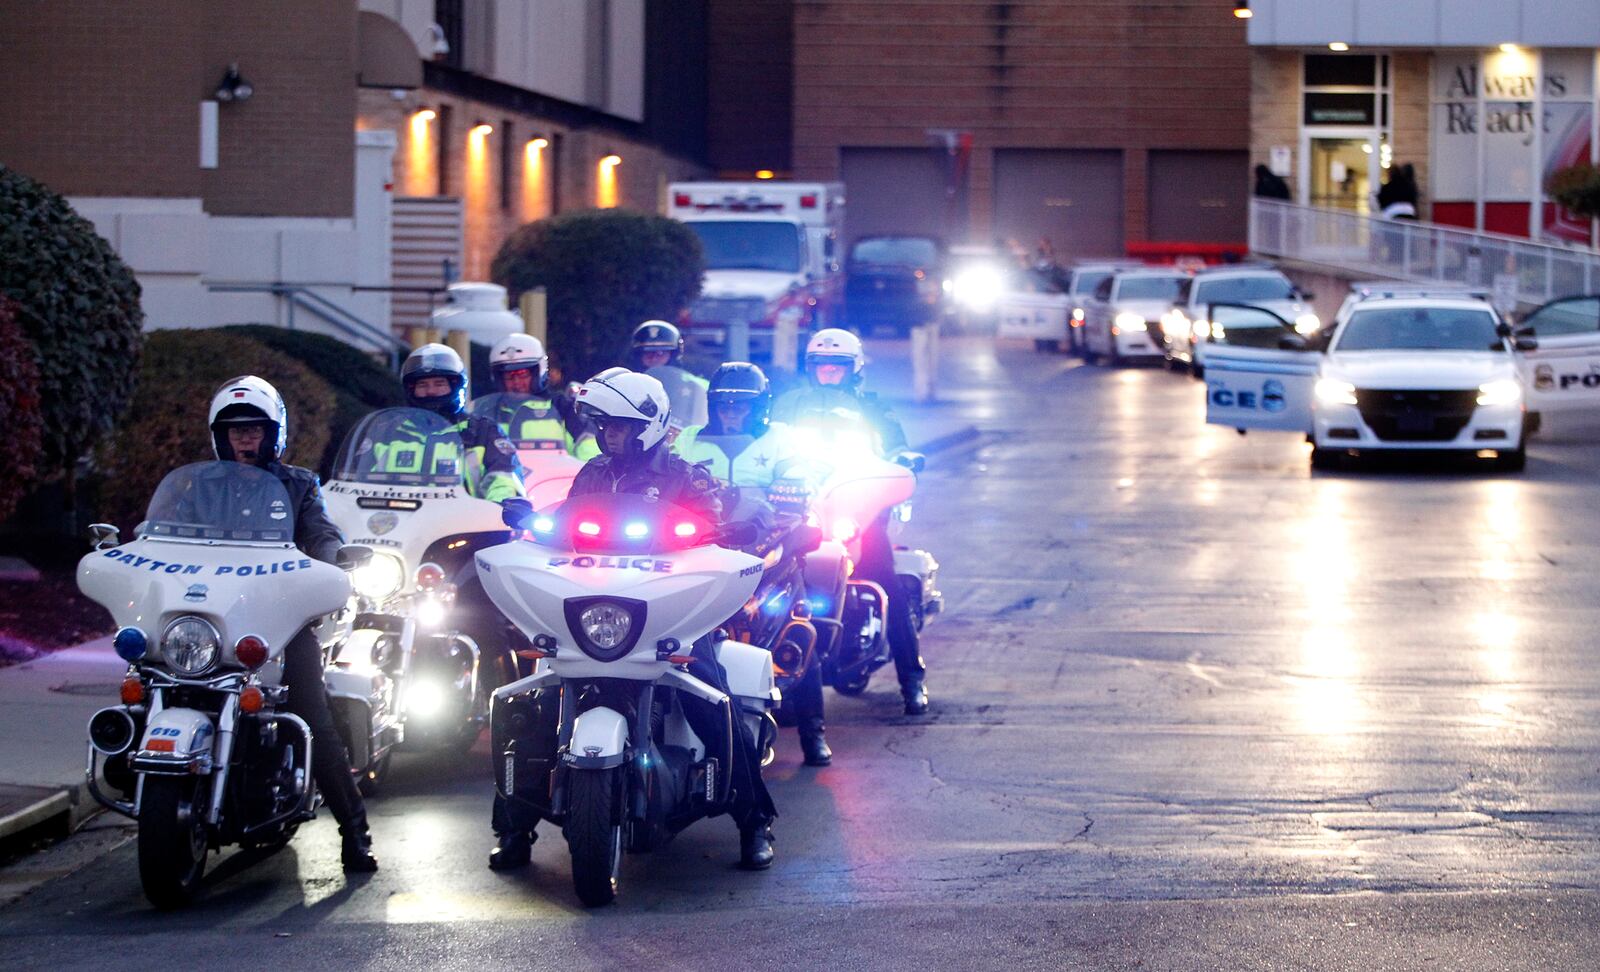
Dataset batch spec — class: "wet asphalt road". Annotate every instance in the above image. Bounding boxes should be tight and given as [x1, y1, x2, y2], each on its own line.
[8, 337, 1600, 969]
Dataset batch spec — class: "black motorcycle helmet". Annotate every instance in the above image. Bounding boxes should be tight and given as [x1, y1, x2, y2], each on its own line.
[706, 362, 771, 436]
[401, 343, 468, 419]
[629, 320, 684, 369]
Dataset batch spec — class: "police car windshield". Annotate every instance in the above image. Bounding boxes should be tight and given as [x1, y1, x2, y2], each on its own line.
[1194, 275, 1294, 304]
[687, 221, 802, 273]
[850, 237, 940, 267]
[1336, 306, 1503, 352]
[1069, 271, 1113, 295]
[333, 408, 467, 488]
[144, 461, 296, 544]
[1117, 276, 1186, 300]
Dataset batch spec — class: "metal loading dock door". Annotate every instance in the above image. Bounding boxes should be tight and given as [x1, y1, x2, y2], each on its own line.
[993, 149, 1124, 260]
[1147, 150, 1248, 243]
[840, 147, 950, 244]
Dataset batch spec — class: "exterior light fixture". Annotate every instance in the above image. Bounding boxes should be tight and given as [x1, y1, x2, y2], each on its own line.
[214, 63, 254, 103]
[1233, 2, 1251, 19]
[755, 169, 776, 180]
[1498, 42, 1519, 53]
[471, 121, 494, 136]
[600, 153, 622, 167]
[1328, 41, 1350, 51]
[528, 136, 549, 150]
[414, 107, 437, 122]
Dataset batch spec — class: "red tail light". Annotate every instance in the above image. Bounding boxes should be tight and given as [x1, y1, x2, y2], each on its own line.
[415, 562, 446, 590]
[799, 194, 817, 209]
[235, 635, 269, 670]
[674, 193, 690, 207]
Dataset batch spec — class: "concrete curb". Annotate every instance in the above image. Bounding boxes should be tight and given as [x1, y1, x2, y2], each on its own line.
[0, 788, 72, 843]
[913, 424, 982, 457]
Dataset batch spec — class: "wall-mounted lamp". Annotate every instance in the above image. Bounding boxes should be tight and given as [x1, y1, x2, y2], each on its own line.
[528, 136, 550, 150]
[414, 107, 437, 123]
[600, 153, 622, 168]
[214, 63, 254, 103]
[1328, 41, 1350, 51]
[1233, 2, 1251, 18]
[755, 169, 776, 180]
[1498, 42, 1520, 53]
[471, 121, 494, 137]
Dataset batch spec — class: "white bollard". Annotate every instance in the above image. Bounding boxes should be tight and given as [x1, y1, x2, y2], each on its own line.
[772, 312, 799, 373]
[910, 323, 938, 402]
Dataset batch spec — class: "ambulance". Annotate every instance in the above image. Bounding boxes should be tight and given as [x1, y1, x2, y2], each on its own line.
[668, 181, 845, 360]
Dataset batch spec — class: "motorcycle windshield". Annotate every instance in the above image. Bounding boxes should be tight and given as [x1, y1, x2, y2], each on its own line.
[468, 393, 567, 450]
[784, 411, 883, 481]
[144, 461, 296, 544]
[333, 408, 467, 487]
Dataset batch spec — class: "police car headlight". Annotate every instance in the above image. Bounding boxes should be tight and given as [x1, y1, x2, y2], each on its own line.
[1115, 311, 1146, 333]
[1295, 313, 1322, 335]
[161, 617, 220, 675]
[352, 553, 405, 600]
[1477, 379, 1522, 407]
[952, 267, 1003, 311]
[1314, 378, 1358, 407]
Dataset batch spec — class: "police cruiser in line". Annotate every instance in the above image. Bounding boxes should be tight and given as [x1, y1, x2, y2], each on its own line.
[1198, 286, 1600, 471]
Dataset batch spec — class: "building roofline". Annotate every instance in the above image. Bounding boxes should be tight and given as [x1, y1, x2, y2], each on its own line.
[423, 63, 646, 141]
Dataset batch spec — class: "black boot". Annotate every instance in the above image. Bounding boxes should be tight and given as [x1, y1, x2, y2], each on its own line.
[902, 678, 929, 716]
[799, 726, 832, 767]
[341, 824, 378, 873]
[739, 823, 775, 871]
[488, 831, 534, 871]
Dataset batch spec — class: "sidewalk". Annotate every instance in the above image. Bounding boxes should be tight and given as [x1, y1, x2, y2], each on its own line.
[0, 636, 125, 840]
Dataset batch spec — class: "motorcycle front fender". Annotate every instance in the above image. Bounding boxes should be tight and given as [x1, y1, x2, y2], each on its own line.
[130, 706, 219, 776]
[564, 706, 628, 770]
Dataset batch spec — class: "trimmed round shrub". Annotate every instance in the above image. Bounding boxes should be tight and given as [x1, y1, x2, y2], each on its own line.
[0, 299, 45, 522]
[95, 330, 336, 530]
[1548, 163, 1600, 221]
[491, 209, 703, 382]
[0, 165, 143, 477]
[219, 325, 406, 477]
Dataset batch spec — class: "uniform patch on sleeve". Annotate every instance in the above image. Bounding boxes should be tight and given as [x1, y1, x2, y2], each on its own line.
[495, 438, 516, 455]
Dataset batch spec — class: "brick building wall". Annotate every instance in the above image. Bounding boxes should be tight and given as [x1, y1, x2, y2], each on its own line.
[0, 0, 356, 219]
[706, 0, 795, 175]
[791, 0, 1251, 244]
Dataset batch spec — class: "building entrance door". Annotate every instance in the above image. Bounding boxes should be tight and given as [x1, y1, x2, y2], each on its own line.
[1304, 133, 1381, 214]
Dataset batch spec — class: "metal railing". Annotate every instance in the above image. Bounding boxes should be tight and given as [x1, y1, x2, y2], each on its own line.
[207, 282, 409, 366]
[1250, 199, 1600, 309]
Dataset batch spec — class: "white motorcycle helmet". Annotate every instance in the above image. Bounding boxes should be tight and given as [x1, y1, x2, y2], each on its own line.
[489, 332, 548, 395]
[575, 370, 672, 460]
[805, 328, 865, 387]
[208, 375, 288, 464]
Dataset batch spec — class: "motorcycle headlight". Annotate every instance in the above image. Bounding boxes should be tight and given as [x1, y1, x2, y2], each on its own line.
[1115, 311, 1147, 333]
[161, 617, 220, 675]
[564, 598, 645, 662]
[1477, 378, 1522, 407]
[1314, 378, 1358, 406]
[352, 552, 405, 600]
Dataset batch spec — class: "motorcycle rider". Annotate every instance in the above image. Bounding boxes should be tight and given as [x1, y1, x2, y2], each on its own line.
[630, 320, 708, 433]
[206, 376, 378, 873]
[480, 333, 585, 454]
[770, 329, 930, 716]
[489, 369, 780, 871]
[674, 364, 833, 766]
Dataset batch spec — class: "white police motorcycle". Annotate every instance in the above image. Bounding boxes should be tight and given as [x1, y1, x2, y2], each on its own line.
[321, 407, 514, 782]
[78, 461, 362, 908]
[467, 392, 585, 510]
[477, 494, 774, 907]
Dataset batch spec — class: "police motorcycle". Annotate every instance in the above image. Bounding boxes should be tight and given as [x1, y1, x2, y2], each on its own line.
[467, 392, 584, 510]
[479, 495, 775, 906]
[320, 407, 510, 780]
[78, 461, 364, 908]
[787, 411, 943, 696]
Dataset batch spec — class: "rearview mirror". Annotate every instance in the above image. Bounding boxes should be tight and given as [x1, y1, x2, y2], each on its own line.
[336, 545, 374, 571]
[1496, 322, 1513, 338]
[87, 523, 120, 551]
[501, 497, 534, 530]
[714, 521, 761, 548]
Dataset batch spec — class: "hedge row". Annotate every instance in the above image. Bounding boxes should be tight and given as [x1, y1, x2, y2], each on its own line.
[0, 299, 44, 523]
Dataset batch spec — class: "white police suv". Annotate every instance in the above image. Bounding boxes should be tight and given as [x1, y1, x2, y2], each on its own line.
[1199, 290, 1600, 471]
[1159, 265, 1318, 375]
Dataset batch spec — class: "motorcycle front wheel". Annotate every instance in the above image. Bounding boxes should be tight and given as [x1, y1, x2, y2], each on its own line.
[564, 767, 623, 907]
[138, 776, 210, 909]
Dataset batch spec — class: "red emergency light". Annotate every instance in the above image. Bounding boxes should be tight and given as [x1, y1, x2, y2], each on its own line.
[674, 193, 691, 207]
[799, 194, 817, 209]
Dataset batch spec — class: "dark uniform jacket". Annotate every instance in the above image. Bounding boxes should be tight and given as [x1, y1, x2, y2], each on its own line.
[265, 460, 346, 564]
[569, 446, 723, 522]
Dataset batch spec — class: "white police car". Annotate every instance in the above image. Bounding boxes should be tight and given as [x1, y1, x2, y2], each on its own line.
[1081, 268, 1190, 365]
[1159, 265, 1318, 375]
[1200, 293, 1571, 471]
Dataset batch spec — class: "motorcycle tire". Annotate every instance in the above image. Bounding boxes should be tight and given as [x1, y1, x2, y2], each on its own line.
[565, 768, 624, 908]
[832, 669, 871, 697]
[138, 776, 209, 909]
